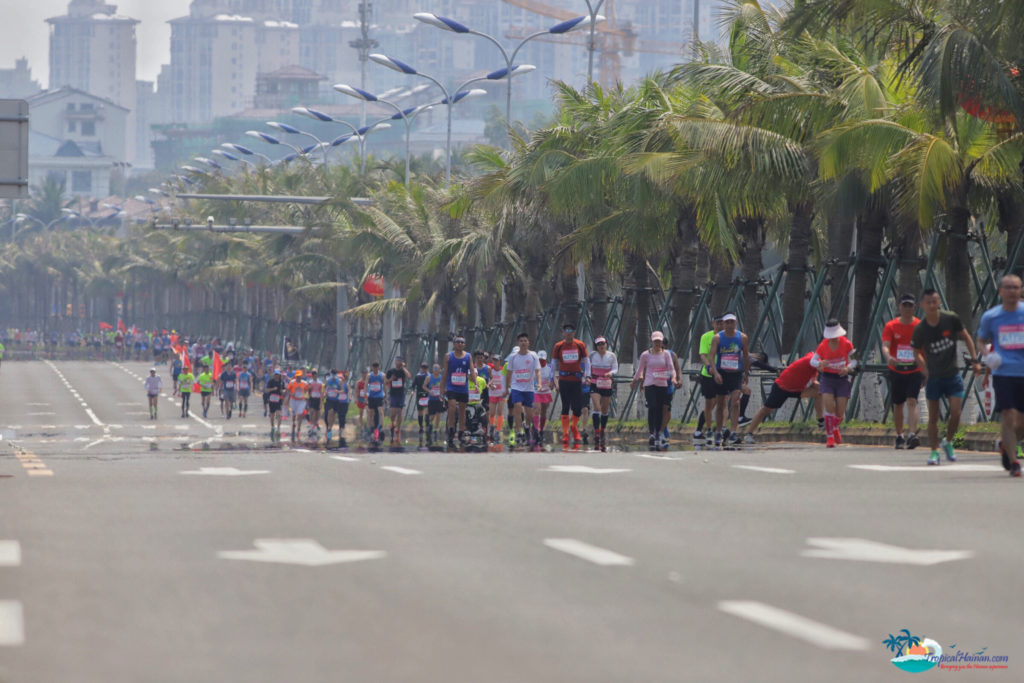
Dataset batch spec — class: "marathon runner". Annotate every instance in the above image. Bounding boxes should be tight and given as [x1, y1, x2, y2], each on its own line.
[742, 352, 821, 444]
[811, 319, 856, 448]
[631, 331, 677, 451]
[219, 364, 238, 420]
[286, 370, 308, 442]
[323, 369, 346, 446]
[237, 365, 253, 418]
[912, 289, 981, 465]
[306, 370, 323, 441]
[882, 294, 923, 449]
[534, 351, 555, 444]
[178, 365, 194, 417]
[487, 353, 507, 445]
[197, 365, 215, 418]
[366, 362, 386, 443]
[386, 358, 411, 445]
[412, 362, 430, 444]
[170, 355, 182, 396]
[145, 368, 162, 419]
[265, 368, 286, 443]
[552, 322, 589, 448]
[442, 336, 475, 449]
[588, 336, 618, 452]
[356, 368, 369, 433]
[708, 313, 750, 447]
[977, 274, 1023, 476]
[426, 364, 444, 447]
[505, 333, 543, 449]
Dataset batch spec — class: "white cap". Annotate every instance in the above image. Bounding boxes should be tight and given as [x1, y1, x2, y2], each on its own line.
[721, 313, 738, 322]
[538, 350, 548, 360]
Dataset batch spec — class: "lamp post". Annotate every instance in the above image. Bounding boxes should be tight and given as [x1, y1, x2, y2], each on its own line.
[581, 1, 607, 84]
[413, 12, 601, 133]
[266, 122, 330, 172]
[333, 84, 438, 185]
[220, 142, 274, 166]
[15, 212, 68, 236]
[370, 53, 535, 186]
[211, 149, 256, 170]
[293, 107, 392, 175]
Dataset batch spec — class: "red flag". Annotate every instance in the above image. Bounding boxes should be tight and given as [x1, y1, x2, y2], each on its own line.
[213, 351, 223, 379]
[117, 318, 126, 334]
[180, 347, 191, 372]
[98, 322, 113, 330]
[131, 325, 137, 336]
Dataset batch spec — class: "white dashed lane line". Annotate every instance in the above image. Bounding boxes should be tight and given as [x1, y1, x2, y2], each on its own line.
[717, 601, 870, 651]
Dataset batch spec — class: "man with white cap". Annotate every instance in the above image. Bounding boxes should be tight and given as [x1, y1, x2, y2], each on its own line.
[708, 313, 750, 447]
[912, 289, 981, 465]
[977, 274, 1024, 476]
[588, 335, 619, 451]
[811, 318, 856, 448]
[882, 294, 923, 449]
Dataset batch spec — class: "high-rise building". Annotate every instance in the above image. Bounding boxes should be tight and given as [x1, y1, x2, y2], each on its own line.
[47, 0, 138, 161]
[0, 58, 42, 100]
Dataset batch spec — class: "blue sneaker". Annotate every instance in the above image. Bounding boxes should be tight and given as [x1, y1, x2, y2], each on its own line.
[940, 438, 957, 462]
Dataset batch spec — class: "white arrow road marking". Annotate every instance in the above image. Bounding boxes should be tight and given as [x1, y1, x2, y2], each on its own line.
[732, 465, 795, 474]
[0, 541, 21, 567]
[380, 466, 421, 475]
[544, 465, 632, 474]
[0, 601, 25, 646]
[218, 539, 386, 567]
[180, 468, 270, 476]
[718, 601, 869, 651]
[849, 464, 1004, 472]
[801, 538, 974, 565]
[543, 538, 635, 566]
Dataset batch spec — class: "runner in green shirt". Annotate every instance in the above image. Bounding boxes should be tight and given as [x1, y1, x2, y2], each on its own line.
[197, 367, 215, 418]
[178, 369, 194, 417]
[694, 316, 724, 443]
[0, 340, 5, 369]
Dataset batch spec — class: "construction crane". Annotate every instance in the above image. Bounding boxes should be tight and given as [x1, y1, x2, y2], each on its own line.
[501, 0, 695, 86]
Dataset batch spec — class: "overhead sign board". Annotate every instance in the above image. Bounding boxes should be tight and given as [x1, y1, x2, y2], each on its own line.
[0, 100, 28, 199]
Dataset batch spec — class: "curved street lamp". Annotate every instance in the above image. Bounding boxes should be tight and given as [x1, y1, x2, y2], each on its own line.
[220, 142, 273, 165]
[266, 122, 330, 172]
[370, 53, 535, 186]
[292, 106, 392, 175]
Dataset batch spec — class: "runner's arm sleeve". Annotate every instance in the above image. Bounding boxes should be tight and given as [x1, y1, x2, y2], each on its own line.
[633, 352, 647, 380]
[809, 353, 822, 368]
[611, 355, 619, 375]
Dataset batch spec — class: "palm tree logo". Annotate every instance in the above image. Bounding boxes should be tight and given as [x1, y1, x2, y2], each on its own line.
[883, 628, 923, 656]
[884, 629, 941, 672]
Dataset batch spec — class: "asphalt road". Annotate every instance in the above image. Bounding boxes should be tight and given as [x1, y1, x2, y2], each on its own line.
[0, 360, 1021, 682]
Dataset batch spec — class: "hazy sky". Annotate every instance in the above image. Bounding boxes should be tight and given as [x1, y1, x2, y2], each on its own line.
[0, 0, 191, 87]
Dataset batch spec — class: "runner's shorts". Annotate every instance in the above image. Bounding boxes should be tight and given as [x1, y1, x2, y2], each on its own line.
[818, 372, 852, 398]
[992, 375, 1024, 413]
[325, 399, 343, 417]
[700, 374, 718, 399]
[222, 390, 236, 403]
[367, 396, 384, 410]
[715, 372, 743, 395]
[590, 379, 614, 398]
[924, 374, 964, 401]
[447, 391, 469, 404]
[428, 398, 445, 415]
[535, 392, 553, 404]
[888, 370, 923, 405]
[764, 382, 803, 410]
[238, 389, 251, 398]
[290, 399, 307, 416]
[268, 396, 282, 413]
[389, 394, 405, 409]
[508, 389, 535, 408]
[307, 397, 321, 411]
[558, 380, 584, 415]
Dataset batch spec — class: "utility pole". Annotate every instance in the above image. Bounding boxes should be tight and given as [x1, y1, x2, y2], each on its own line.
[350, 2, 379, 127]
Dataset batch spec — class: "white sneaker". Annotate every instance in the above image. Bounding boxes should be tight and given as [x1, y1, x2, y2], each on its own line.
[744, 433, 755, 445]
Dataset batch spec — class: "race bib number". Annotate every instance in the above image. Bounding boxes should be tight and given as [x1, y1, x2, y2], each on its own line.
[653, 370, 671, 380]
[998, 324, 1024, 350]
[239, 381, 249, 390]
[310, 390, 321, 398]
[359, 389, 367, 399]
[368, 382, 382, 393]
[418, 396, 429, 407]
[514, 369, 532, 383]
[338, 392, 348, 402]
[429, 387, 441, 397]
[326, 389, 338, 399]
[392, 378, 403, 388]
[596, 377, 613, 389]
[896, 345, 915, 363]
[469, 388, 481, 402]
[720, 353, 740, 371]
[269, 394, 281, 403]
[562, 349, 579, 363]
[225, 381, 234, 389]
[826, 358, 846, 370]
[451, 372, 467, 386]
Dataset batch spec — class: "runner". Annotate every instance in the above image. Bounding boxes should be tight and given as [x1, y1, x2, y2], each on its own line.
[386, 358, 411, 445]
[977, 274, 1023, 476]
[534, 350, 556, 445]
[588, 336, 618, 452]
[145, 368, 162, 419]
[196, 365, 215, 418]
[882, 294, 923, 449]
[366, 362, 386, 444]
[170, 355, 182, 396]
[412, 362, 430, 444]
[178, 365, 194, 417]
[742, 352, 822, 443]
[474, 350, 492, 423]
[237, 365, 253, 418]
[306, 370, 323, 441]
[912, 289, 981, 465]
[630, 331, 677, 451]
[426, 364, 444, 447]
[265, 368, 286, 443]
[708, 313, 751, 448]
[356, 368, 369, 433]
[552, 322, 589, 447]
[505, 333, 543, 449]
[810, 319, 856, 448]
[487, 353, 508, 445]
[324, 369, 346, 446]
[465, 370, 489, 449]
[662, 345, 684, 444]
[219, 364, 238, 420]
[285, 370, 308, 442]
[442, 336, 475, 449]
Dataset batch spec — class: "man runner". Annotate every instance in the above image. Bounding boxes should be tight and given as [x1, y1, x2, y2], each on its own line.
[237, 365, 253, 418]
[552, 322, 589, 447]
[197, 365, 215, 418]
[708, 313, 750, 447]
[366, 363, 386, 443]
[386, 358, 411, 445]
[412, 362, 430, 444]
[306, 370, 324, 441]
[145, 368, 162, 419]
[442, 337, 475, 449]
[286, 370, 308, 442]
[977, 274, 1024, 477]
[912, 288, 982, 465]
[882, 294, 923, 449]
[742, 353, 822, 443]
[219, 364, 238, 420]
[178, 365, 194, 417]
[505, 333, 543, 448]
[695, 316, 725, 444]
[265, 368, 286, 443]
[426, 364, 444, 447]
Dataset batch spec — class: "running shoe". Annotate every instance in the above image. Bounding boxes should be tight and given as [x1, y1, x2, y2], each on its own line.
[998, 439, 1011, 471]
[648, 433, 656, 448]
[906, 432, 920, 449]
[834, 427, 842, 445]
[713, 431, 722, 448]
[508, 430, 516, 447]
[737, 415, 751, 427]
[817, 417, 825, 429]
[927, 451, 940, 466]
[1012, 461, 1022, 478]
[729, 432, 741, 445]
[582, 431, 589, 446]
[693, 430, 704, 441]
[826, 435, 835, 448]
[895, 435, 905, 450]
[744, 433, 755, 445]
[940, 438, 957, 462]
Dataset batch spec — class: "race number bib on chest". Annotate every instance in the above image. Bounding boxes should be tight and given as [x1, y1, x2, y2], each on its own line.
[653, 370, 671, 380]
[561, 349, 579, 363]
[225, 381, 234, 389]
[451, 372, 467, 386]
[418, 396, 429, 406]
[514, 369, 532, 383]
[720, 353, 740, 371]
[896, 345, 915, 363]
[392, 378, 403, 388]
[998, 324, 1024, 350]
[369, 382, 382, 393]
[269, 394, 281, 403]
[596, 377, 613, 389]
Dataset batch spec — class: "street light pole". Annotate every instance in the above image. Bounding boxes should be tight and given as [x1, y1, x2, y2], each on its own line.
[583, 1, 607, 84]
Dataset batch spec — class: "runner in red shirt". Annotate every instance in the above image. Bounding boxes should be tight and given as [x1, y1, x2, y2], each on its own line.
[552, 322, 589, 447]
[881, 294, 923, 449]
[742, 353, 822, 443]
[810, 319, 857, 447]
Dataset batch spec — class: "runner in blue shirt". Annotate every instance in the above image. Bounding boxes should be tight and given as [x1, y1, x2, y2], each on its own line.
[978, 274, 1024, 476]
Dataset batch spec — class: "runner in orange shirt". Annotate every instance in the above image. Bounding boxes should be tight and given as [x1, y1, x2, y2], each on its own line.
[881, 294, 923, 449]
[286, 370, 309, 442]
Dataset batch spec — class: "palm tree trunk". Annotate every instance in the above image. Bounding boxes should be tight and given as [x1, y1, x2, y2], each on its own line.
[782, 202, 813, 351]
[670, 206, 699, 354]
[829, 215, 855, 330]
[590, 256, 610, 335]
[853, 206, 885, 348]
[737, 217, 765, 336]
[709, 255, 733, 315]
[947, 204, 974, 329]
[896, 223, 922, 296]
